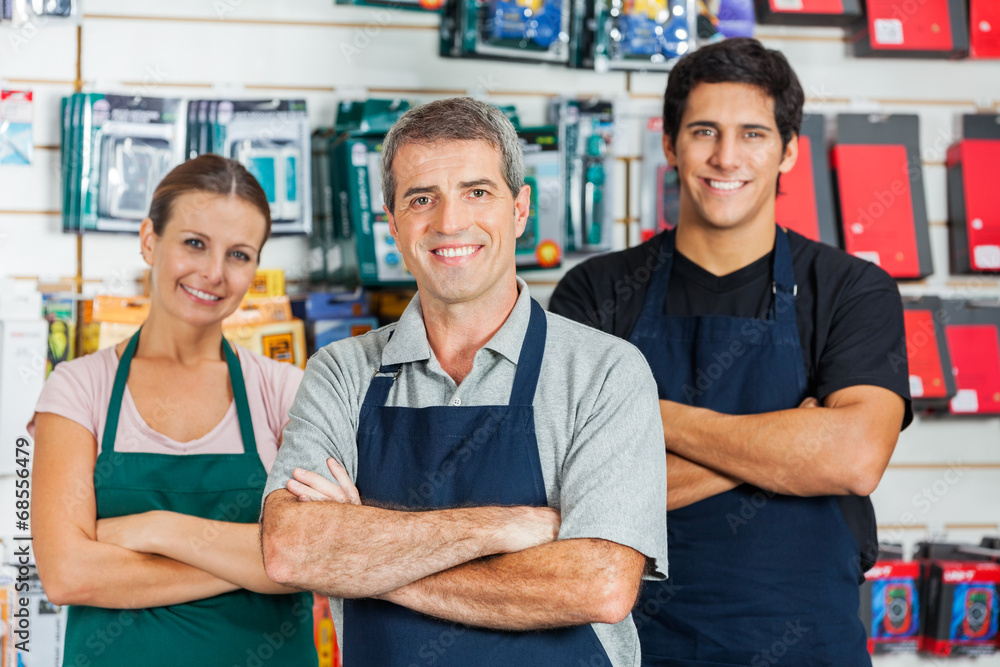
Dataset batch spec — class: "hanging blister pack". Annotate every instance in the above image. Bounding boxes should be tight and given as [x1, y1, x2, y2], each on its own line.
[63, 94, 185, 233]
[0, 89, 34, 165]
[191, 98, 311, 235]
[335, 0, 442, 10]
[98, 135, 173, 221]
[551, 98, 615, 252]
[442, 0, 571, 63]
[594, 0, 696, 71]
[518, 126, 565, 269]
[9, 0, 79, 24]
[639, 116, 680, 240]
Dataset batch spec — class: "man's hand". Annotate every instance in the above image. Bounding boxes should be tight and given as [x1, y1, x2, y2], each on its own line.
[281, 460, 562, 556]
[660, 385, 904, 497]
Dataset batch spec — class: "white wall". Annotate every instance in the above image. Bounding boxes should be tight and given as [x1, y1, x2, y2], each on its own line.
[1, 2, 998, 664]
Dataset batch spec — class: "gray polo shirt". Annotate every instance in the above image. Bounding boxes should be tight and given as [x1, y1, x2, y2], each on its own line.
[264, 278, 667, 667]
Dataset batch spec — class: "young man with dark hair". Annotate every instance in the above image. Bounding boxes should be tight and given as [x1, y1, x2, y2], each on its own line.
[550, 38, 912, 666]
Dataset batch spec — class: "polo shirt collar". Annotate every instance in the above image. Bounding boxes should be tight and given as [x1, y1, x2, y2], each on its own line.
[380, 277, 532, 367]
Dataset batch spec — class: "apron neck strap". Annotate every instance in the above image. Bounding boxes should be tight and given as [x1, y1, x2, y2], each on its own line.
[508, 299, 547, 406]
[101, 330, 257, 455]
[222, 337, 257, 455]
[101, 330, 141, 452]
[362, 299, 548, 409]
[639, 226, 799, 323]
[770, 226, 798, 324]
[636, 229, 676, 322]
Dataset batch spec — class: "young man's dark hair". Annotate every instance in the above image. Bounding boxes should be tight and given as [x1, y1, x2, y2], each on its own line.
[662, 37, 805, 153]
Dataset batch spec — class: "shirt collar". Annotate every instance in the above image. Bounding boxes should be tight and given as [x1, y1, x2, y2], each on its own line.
[381, 277, 532, 367]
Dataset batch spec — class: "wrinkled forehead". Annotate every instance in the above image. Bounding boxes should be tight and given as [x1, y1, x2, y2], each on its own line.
[392, 139, 505, 185]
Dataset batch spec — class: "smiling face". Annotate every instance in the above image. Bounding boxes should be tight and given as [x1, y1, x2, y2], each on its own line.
[141, 191, 266, 329]
[385, 139, 530, 311]
[664, 81, 797, 235]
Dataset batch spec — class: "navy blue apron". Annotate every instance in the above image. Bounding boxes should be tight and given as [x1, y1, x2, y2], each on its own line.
[343, 299, 612, 666]
[629, 228, 869, 667]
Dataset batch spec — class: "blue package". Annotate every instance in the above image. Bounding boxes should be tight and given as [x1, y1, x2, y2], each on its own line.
[291, 291, 369, 321]
[871, 579, 920, 639]
[950, 583, 999, 642]
[311, 317, 379, 350]
[488, 0, 561, 48]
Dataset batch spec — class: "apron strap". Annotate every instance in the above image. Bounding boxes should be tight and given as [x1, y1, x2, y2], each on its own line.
[361, 300, 549, 409]
[101, 329, 141, 453]
[363, 364, 403, 407]
[223, 338, 258, 455]
[508, 299, 547, 407]
[770, 226, 798, 325]
[636, 230, 676, 322]
[101, 329, 257, 456]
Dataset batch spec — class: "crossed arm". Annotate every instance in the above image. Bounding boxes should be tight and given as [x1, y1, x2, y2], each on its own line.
[665, 386, 906, 509]
[31, 413, 298, 609]
[261, 461, 648, 630]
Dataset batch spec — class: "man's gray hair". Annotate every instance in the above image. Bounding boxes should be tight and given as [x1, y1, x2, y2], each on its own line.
[380, 97, 525, 214]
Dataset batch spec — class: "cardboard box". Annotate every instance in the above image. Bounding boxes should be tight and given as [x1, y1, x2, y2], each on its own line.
[970, 0, 1000, 58]
[831, 114, 934, 279]
[92, 295, 149, 324]
[901, 297, 956, 412]
[947, 114, 1000, 273]
[861, 560, 921, 654]
[222, 296, 293, 328]
[851, 0, 969, 58]
[941, 301, 1000, 415]
[920, 560, 1000, 657]
[97, 322, 141, 350]
[245, 269, 286, 300]
[754, 0, 861, 26]
[775, 114, 839, 246]
[224, 319, 307, 369]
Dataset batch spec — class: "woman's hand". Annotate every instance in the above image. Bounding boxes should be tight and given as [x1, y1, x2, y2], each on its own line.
[96, 511, 169, 553]
[286, 459, 361, 505]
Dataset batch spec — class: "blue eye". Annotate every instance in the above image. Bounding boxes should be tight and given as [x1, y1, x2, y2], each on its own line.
[185, 238, 204, 249]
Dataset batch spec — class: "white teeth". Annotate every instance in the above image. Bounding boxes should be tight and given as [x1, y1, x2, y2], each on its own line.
[182, 285, 221, 301]
[434, 246, 478, 258]
[709, 179, 745, 191]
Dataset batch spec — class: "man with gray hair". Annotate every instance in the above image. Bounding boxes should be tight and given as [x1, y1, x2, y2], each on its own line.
[261, 97, 667, 666]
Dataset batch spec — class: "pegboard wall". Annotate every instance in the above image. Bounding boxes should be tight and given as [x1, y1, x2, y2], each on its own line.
[1, 2, 999, 664]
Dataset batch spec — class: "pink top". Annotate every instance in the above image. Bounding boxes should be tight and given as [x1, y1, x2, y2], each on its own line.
[29, 345, 304, 472]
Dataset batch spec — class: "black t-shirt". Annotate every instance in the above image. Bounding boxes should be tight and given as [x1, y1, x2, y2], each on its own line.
[549, 228, 913, 572]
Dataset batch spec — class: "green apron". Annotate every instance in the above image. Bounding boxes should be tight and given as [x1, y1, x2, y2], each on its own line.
[63, 331, 317, 667]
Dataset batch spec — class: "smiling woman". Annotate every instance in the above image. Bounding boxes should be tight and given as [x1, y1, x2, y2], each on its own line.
[27, 156, 318, 667]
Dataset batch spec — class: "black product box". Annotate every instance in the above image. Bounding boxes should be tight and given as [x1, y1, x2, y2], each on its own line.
[861, 560, 922, 654]
[775, 114, 839, 247]
[831, 114, 933, 279]
[900, 297, 957, 412]
[947, 114, 1000, 274]
[851, 0, 969, 58]
[754, 0, 860, 26]
[971, 0, 1000, 58]
[919, 560, 1000, 657]
[940, 300, 1000, 415]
